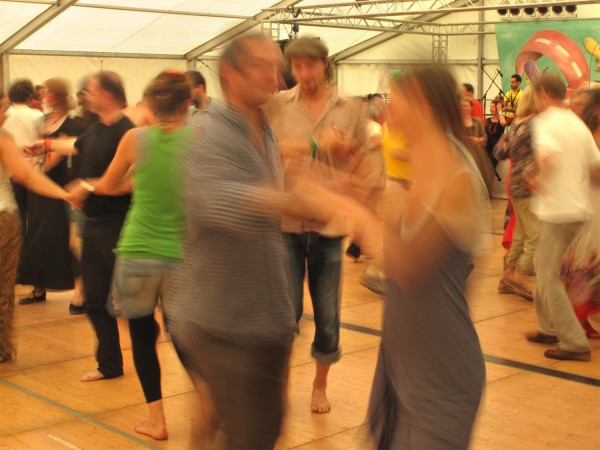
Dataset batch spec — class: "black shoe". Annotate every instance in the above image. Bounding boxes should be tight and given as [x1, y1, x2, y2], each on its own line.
[69, 303, 87, 315]
[19, 290, 46, 305]
[544, 348, 591, 361]
[526, 331, 559, 344]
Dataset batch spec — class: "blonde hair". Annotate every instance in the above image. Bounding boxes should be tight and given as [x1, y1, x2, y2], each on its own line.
[516, 88, 536, 117]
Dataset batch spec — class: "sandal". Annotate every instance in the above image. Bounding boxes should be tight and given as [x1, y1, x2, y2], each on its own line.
[18, 289, 46, 305]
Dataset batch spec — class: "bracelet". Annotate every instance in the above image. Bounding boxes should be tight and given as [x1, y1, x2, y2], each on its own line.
[80, 180, 96, 193]
[308, 136, 320, 160]
[44, 137, 51, 162]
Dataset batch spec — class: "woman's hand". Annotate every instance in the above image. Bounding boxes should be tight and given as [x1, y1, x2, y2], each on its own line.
[62, 190, 83, 209]
[24, 140, 46, 157]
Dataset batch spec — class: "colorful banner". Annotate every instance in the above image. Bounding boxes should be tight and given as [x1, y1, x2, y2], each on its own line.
[495, 19, 600, 94]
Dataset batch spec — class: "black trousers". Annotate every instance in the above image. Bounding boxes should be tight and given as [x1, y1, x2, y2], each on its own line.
[81, 218, 124, 378]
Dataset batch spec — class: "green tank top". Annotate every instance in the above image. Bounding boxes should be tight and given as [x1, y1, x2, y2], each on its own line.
[116, 125, 192, 260]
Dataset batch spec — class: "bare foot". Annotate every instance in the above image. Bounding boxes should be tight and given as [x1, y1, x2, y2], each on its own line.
[311, 387, 331, 414]
[135, 419, 168, 441]
[80, 370, 105, 382]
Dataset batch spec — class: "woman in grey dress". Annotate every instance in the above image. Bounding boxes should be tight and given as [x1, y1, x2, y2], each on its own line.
[365, 67, 487, 449]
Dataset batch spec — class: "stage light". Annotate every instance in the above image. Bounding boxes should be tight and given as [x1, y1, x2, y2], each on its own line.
[537, 6, 549, 15]
[497, 8, 508, 16]
[565, 5, 577, 13]
[509, 8, 520, 16]
[552, 5, 564, 14]
[524, 7, 535, 15]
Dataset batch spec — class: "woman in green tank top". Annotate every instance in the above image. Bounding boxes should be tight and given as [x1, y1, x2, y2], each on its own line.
[80, 71, 193, 441]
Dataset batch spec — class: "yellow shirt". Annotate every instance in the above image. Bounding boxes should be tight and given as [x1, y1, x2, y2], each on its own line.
[382, 123, 412, 182]
[503, 89, 522, 119]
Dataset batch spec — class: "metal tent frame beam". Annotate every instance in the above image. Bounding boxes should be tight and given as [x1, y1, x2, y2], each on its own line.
[328, 0, 475, 63]
[186, 0, 302, 61]
[74, 3, 252, 20]
[265, 0, 598, 18]
[8, 49, 184, 59]
[264, 0, 596, 31]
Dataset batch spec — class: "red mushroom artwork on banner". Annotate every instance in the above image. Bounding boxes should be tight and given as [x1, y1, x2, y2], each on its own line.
[515, 30, 590, 89]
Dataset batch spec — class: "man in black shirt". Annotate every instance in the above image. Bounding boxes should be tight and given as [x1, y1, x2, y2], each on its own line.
[72, 71, 134, 382]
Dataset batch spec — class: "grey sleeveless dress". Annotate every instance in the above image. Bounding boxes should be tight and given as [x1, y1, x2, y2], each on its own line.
[368, 217, 486, 449]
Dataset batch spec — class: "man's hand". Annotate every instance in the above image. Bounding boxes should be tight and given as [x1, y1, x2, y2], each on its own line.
[319, 127, 359, 158]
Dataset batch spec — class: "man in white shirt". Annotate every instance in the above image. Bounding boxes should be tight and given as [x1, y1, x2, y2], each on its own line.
[527, 72, 600, 361]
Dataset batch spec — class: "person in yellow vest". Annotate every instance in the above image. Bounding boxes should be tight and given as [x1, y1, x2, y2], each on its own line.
[383, 122, 413, 223]
[360, 121, 413, 295]
[503, 74, 523, 125]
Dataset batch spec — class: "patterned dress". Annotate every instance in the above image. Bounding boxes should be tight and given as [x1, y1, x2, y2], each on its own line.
[0, 133, 22, 361]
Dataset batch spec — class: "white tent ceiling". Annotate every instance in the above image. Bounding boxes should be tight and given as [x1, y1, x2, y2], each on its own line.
[0, 0, 387, 58]
[2, 0, 598, 60]
[1, 1, 598, 101]
[9, 0, 597, 58]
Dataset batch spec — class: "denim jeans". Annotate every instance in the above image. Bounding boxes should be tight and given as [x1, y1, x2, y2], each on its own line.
[109, 257, 181, 320]
[283, 232, 342, 364]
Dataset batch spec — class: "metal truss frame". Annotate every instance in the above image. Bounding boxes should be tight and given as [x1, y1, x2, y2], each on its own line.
[263, 0, 598, 36]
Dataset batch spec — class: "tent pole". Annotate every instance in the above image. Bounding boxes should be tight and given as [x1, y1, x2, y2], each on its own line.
[0, 53, 8, 93]
[477, 7, 484, 102]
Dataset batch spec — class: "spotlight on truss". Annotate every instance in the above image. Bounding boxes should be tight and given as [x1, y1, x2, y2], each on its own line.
[565, 4, 577, 13]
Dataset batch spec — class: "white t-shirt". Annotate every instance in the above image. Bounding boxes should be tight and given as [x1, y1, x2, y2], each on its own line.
[532, 106, 600, 223]
[3, 104, 43, 147]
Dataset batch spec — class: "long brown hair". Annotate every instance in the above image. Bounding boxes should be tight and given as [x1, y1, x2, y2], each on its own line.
[392, 66, 473, 157]
[44, 77, 70, 111]
[392, 66, 494, 193]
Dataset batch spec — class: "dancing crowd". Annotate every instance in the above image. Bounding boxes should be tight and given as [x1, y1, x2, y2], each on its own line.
[0, 34, 598, 449]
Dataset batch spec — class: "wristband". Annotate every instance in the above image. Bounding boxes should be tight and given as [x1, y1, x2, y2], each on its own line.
[80, 180, 96, 193]
[308, 136, 320, 160]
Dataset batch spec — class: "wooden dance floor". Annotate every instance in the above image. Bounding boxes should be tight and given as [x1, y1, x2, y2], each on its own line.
[1, 199, 598, 449]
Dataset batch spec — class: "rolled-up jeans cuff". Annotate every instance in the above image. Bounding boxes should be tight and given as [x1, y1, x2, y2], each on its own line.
[311, 344, 341, 364]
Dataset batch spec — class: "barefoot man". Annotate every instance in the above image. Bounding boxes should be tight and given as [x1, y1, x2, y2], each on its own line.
[264, 37, 368, 413]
